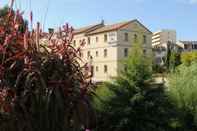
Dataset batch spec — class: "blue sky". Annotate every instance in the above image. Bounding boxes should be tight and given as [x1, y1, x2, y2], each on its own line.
[1, 0, 197, 40]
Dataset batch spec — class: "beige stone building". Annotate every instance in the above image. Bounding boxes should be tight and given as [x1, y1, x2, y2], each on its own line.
[72, 19, 152, 82]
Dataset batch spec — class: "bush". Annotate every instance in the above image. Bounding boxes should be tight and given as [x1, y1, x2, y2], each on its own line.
[168, 62, 197, 130]
[181, 51, 197, 65]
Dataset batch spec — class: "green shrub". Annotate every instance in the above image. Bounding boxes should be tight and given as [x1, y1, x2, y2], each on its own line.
[92, 41, 179, 131]
[168, 62, 197, 130]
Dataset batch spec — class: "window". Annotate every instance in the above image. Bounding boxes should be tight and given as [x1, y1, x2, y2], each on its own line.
[143, 49, 147, 55]
[104, 65, 108, 73]
[143, 35, 147, 44]
[95, 66, 98, 72]
[124, 33, 128, 41]
[96, 37, 99, 42]
[193, 44, 197, 49]
[80, 52, 83, 57]
[87, 51, 91, 58]
[104, 49, 107, 57]
[104, 34, 108, 42]
[184, 44, 188, 50]
[88, 37, 91, 44]
[82, 39, 86, 44]
[134, 34, 138, 43]
[73, 40, 76, 47]
[124, 48, 128, 57]
[96, 51, 99, 57]
[91, 66, 94, 77]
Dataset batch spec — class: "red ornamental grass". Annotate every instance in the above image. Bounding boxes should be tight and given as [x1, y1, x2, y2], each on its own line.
[0, 4, 95, 130]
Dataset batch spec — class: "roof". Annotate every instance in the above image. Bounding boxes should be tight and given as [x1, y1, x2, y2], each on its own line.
[180, 41, 197, 45]
[86, 19, 152, 35]
[73, 23, 104, 35]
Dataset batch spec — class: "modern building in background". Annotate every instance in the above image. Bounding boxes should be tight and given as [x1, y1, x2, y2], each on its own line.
[72, 19, 152, 82]
[152, 29, 176, 46]
[176, 41, 197, 52]
[152, 29, 177, 65]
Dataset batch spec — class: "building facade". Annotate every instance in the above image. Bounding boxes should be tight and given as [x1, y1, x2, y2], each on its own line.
[152, 29, 177, 65]
[72, 19, 152, 82]
[176, 41, 197, 52]
[152, 29, 176, 46]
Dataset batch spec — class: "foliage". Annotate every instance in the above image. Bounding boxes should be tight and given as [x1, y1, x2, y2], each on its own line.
[152, 64, 166, 73]
[169, 52, 181, 71]
[92, 41, 178, 131]
[181, 51, 197, 65]
[164, 42, 181, 72]
[0, 5, 95, 131]
[168, 62, 197, 130]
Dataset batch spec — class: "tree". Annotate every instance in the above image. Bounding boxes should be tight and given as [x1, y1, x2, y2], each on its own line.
[92, 41, 178, 131]
[165, 42, 181, 72]
[169, 52, 181, 71]
[0, 5, 95, 131]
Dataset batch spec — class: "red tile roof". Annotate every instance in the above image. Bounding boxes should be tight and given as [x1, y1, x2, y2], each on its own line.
[73, 23, 104, 35]
[86, 19, 152, 35]
[72, 19, 152, 35]
[86, 20, 132, 35]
